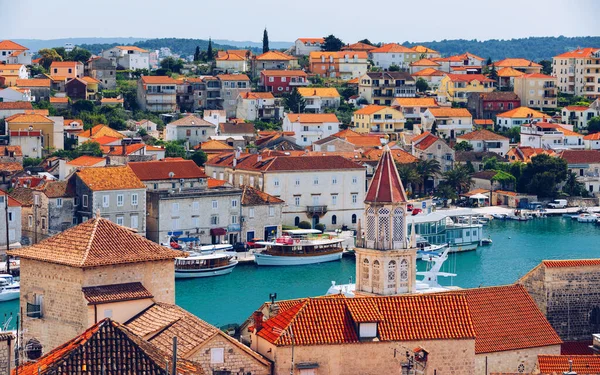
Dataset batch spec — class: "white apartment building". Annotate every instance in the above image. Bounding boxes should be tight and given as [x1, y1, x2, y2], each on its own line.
[456, 130, 510, 156]
[496, 107, 548, 129]
[561, 105, 599, 130]
[0, 192, 22, 248]
[297, 88, 341, 113]
[369, 43, 417, 70]
[164, 114, 216, 148]
[282, 113, 340, 146]
[420, 107, 473, 139]
[205, 153, 366, 230]
[294, 38, 325, 56]
[136, 76, 178, 112]
[236, 92, 283, 121]
[553, 48, 600, 100]
[520, 123, 583, 150]
[101, 46, 150, 70]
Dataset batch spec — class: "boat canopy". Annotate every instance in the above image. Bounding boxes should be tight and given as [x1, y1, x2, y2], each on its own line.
[283, 229, 322, 235]
[177, 253, 230, 260]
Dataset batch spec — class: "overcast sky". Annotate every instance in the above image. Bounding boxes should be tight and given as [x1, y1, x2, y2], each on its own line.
[2, 0, 599, 43]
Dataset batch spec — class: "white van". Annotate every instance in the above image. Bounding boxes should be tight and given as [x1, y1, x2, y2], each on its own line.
[547, 199, 568, 209]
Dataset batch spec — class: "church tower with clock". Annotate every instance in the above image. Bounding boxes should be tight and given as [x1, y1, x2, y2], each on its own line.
[355, 146, 417, 295]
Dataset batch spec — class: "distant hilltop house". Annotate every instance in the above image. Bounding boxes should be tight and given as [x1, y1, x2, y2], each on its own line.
[294, 37, 325, 56]
[101, 45, 150, 70]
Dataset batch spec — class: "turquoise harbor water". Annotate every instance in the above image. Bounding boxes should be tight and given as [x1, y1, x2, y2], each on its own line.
[1, 217, 599, 329]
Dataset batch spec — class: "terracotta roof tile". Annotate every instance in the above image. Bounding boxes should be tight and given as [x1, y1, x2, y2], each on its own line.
[554, 47, 599, 59]
[298, 38, 325, 44]
[444, 73, 494, 83]
[82, 282, 153, 305]
[76, 165, 145, 191]
[560, 340, 595, 355]
[207, 178, 227, 188]
[129, 159, 207, 181]
[16, 79, 51, 87]
[414, 133, 441, 151]
[260, 70, 307, 77]
[518, 73, 556, 80]
[564, 105, 591, 111]
[241, 185, 284, 205]
[101, 143, 145, 156]
[50, 61, 80, 68]
[411, 68, 445, 77]
[240, 92, 275, 100]
[0, 101, 33, 110]
[332, 128, 361, 138]
[493, 58, 542, 68]
[363, 148, 418, 164]
[542, 259, 600, 268]
[584, 133, 600, 141]
[497, 107, 547, 119]
[8, 217, 184, 268]
[370, 43, 414, 54]
[0, 40, 27, 50]
[255, 51, 295, 61]
[199, 139, 233, 151]
[474, 119, 494, 126]
[141, 75, 178, 84]
[168, 114, 214, 127]
[0, 162, 23, 174]
[342, 42, 377, 51]
[411, 45, 439, 54]
[354, 105, 388, 115]
[410, 58, 440, 67]
[5, 113, 52, 123]
[393, 98, 438, 107]
[286, 113, 339, 123]
[8, 187, 34, 206]
[537, 355, 600, 373]
[49, 97, 68, 103]
[365, 146, 407, 203]
[219, 122, 255, 134]
[34, 180, 75, 198]
[297, 87, 340, 98]
[206, 153, 363, 172]
[428, 107, 472, 118]
[66, 155, 106, 167]
[344, 136, 382, 148]
[217, 73, 250, 81]
[559, 150, 600, 164]
[463, 284, 562, 353]
[115, 45, 148, 52]
[457, 129, 508, 141]
[496, 67, 525, 78]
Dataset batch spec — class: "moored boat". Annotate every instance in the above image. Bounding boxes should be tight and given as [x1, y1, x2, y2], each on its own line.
[175, 253, 238, 278]
[254, 229, 344, 266]
[577, 213, 598, 223]
[0, 274, 19, 302]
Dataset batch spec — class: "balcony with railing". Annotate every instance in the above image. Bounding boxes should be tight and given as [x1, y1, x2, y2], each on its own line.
[306, 205, 327, 215]
[27, 302, 43, 318]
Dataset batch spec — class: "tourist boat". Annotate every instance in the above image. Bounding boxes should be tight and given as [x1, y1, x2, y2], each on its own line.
[174, 253, 238, 278]
[253, 229, 344, 266]
[407, 209, 485, 253]
[480, 237, 493, 245]
[577, 213, 598, 223]
[507, 210, 532, 221]
[326, 247, 461, 297]
[416, 236, 447, 260]
[162, 235, 233, 254]
[0, 274, 19, 302]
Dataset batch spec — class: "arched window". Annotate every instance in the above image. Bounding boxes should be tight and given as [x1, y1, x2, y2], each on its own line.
[393, 208, 404, 246]
[378, 208, 390, 249]
[332, 215, 337, 225]
[362, 258, 369, 280]
[373, 260, 380, 283]
[387, 260, 396, 289]
[352, 214, 357, 224]
[400, 259, 408, 281]
[294, 216, 300, 226]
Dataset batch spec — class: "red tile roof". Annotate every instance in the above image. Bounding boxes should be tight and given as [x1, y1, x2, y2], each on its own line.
[207, 178, 227, 188]
[257, 294, 475, 346]
[50, 61, 80, 68]
[255, 51, 295, 61]
[76, 165, 145, 191]
[342, 42, 377, 51]
[463, 285, 562, 354]
[365, 146, 407, 203]
[497, 107, 547, 119]
[584, 133, 600, 141]
[410, 58, 441, 67]
[101, 143, 146, 156]
[241, 185, 284, 205]
[457, 129, 508, 141]
[0, 40, 27, 50]
[363, 148, 418, 164]
[555, 47, 599, 59]
[559, 150, 600, 164]
[0, 102, 33, 110]
[564, 105, 591, 111]
[542, 259, 600, 268]
[66, 155, 106, 167]
[260, 70, 307, 77]
[444, 73, 494, 83]
[129, 159, 207, 180]
[560, 340, 595, 355]
[493, 58, 542, 68]
[206, 153, 363, 172]
[344, 136, 382, 148]
[286, 113, 339, 123]
[8, 217, 185, 268]
[411, 68, 445, 77]
[428, 107, 472, 118]
[537, 355, 600, 373]
[16, 79, 51, 87]
[298, 38, 325, 44]
[141, 75, 178, 84]
[82, 282, 153, 305]
[217, 73, 250, 81]
[168, 114, 214, 127]
[370, 43, 414, 54]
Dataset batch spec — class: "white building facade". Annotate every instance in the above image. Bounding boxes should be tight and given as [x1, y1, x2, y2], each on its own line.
[282, 113, 340, 146]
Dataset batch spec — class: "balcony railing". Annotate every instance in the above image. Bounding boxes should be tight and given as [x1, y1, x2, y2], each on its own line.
[289, 81, 309, 86]
[307, 205, 327, 215]
[27, 302, 42, 318]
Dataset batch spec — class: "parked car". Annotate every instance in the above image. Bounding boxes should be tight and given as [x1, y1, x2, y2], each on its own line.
[246, 239, 264, 249]
[547, 199, 568, 209]
[232, 242, 247, 252]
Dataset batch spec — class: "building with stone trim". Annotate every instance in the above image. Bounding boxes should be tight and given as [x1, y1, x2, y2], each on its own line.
[240, 185, 284, 242]
[0, 332, 13, 375]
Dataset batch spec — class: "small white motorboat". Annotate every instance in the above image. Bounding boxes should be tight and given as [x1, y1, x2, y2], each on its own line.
[0, 274, 19, 302]
[491, 213, 508, 220]
[175, 253, 238, 278]
[577, 213, 598, 223]
[480, 237, 493, 245]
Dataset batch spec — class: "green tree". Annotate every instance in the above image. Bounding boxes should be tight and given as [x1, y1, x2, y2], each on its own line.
[191, 150, 208, 166]
[388, 64, 400, 72]
[262, 28, 270, 53]
[358, 39, 373, 46]
[563, 172, 588, 197]
[38, 48, 63, 69]
[434, 182, 457, 207]
[23, 157, 43, 167]
[298, 221, 311, 229]
[322, 35, 343, 52]
[430, 122, 438, 135]
[160, 57, 184, 73]
[165, 141, 187, 158]
[284, 88, 306, 113]
[207, 38, 214, 61]
[77, 141, 103, 157]
[416, 78, 429, 93]
[539, 60, 552, 75]
[518, 154, 568, 197]
[488, 64, 498, 81]
[454, 141, 474, 151]
[315, 223, 326, 232]
[416, 159, 441, 195]
[396, 163, 420, 195]
[486, 57, 493, 66]
[443, 165, 474, 196]
[588, 116, 600, 134]
[482, 156, 499, 170]
[194, 46, 200, 62]
[67, 47, 92, 63]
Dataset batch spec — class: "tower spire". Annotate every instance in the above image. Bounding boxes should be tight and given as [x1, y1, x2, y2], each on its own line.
[365, 145, 407, 204]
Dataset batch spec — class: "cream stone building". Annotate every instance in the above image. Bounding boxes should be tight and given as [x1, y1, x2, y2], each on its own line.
[553, 47, 600, 100]
[513, 73, 558, 109]
[240, 185, 284, 242]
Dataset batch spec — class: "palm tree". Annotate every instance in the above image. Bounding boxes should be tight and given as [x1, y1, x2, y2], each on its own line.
[396, 163, 420, 196]
[416, 159, 441, 195]
[443, 165, 474, 196]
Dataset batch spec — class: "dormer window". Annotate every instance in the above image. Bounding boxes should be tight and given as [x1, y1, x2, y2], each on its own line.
[358, 322, 378, 339]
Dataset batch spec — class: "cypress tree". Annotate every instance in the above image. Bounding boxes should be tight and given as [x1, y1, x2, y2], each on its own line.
[263, 28, 270, 53]
[194, 46, 200, 62]
[207, 38, 213, 61]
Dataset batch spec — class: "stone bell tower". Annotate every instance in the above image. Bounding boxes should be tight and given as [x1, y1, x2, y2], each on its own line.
[355, 146, 417, 295]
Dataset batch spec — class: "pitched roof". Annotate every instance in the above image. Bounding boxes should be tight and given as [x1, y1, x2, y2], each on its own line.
[332, 128, 361, 138]
[49, 96, 69, 103]
[354, 104, 388, 115]
[199, 139, 233, 151]
[0, 190, 22, 207]
[342, 42, 377, 51]
[207, 178, 227, 188]
[76, 165, 145, 191]
[0, 40, 27, 50]
[413, 132, 441, 150]
[66, 155, 105, 167]
[537, 355, 600, 373]
[286, 113, 339, 123]
[218, 122, 255, 134]
[101, 143, 146, 156]
[584, 133, 600, 140]
[564, 105, 591, 111]
[0, 162, 24, 174]
[463, 284, 562, 354]
[16, 78, 51, 87]
[9, 187, 34, 206]
[444, 73, 495, 83]
[496, 67, 525, 78]
[168, 114, 214, 127]
[497, 106, 547, 119]
[344, 136, 382, 148]
[82, 282, 153, 305]
[518, 73, 556, 80]
[217, 73, 250, 81]
[8, 217, 184, 268]
[50, 61, 80, 68]
[428, 107, 472, 118]
[255, 51, 295, 61]
[370, 43, 414, 54]
[297, 87, 340, 98]
[5, 113, 52, 123]
[34, 180, 75, 198]
[559, 150, 600, 164]
[239, 92, 275, 100]
[542, 259, 600, 268]
[493, 58, 542, 68]
[260, 69, 307, 77]
[128, 159, 207, 181]
[76, 124, 124, 139]
[411, 45, 439, 54]
[14, 319, 203, 375]
[457, 129, 508, 141]
[298, 37, 325, 44]
[215, 52, 245, 61]
[0, 101, 33, 110]
[365, 146, 407, 203]
[410, 58, 440, 67]
[554, 47, 600, 59]
[363, 148, 418, 164]
[141, 75, 178, 84]
[206, 153, 363, 172]
[411, 68, 445, 77]
[115, 45, 149, 52]
[241, 185, 284, 205]
[393, 97, 437, 107]
[257, 294, 475, 346]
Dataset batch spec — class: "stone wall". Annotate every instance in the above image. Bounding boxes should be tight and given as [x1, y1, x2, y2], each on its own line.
[566, 197, 599, 207]
[256, 338, 475, 375]
[20, 259, 86, 353]
[475, 345, 560, 375]
[0, 336, 13, 375]
[188, 333, 270, 375]
[518, 264, 547, 316]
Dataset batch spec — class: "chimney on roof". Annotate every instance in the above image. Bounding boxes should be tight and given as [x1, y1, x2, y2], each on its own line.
[269, 303, 280, 318]
[257, 154, 262, 162]
[121, 140, 126, 155]
[252, 310, 264, 333]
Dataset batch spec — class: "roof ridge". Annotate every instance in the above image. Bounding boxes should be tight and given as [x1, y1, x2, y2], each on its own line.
[80, 217, 101, 267]
[274, 299, 309, 345]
